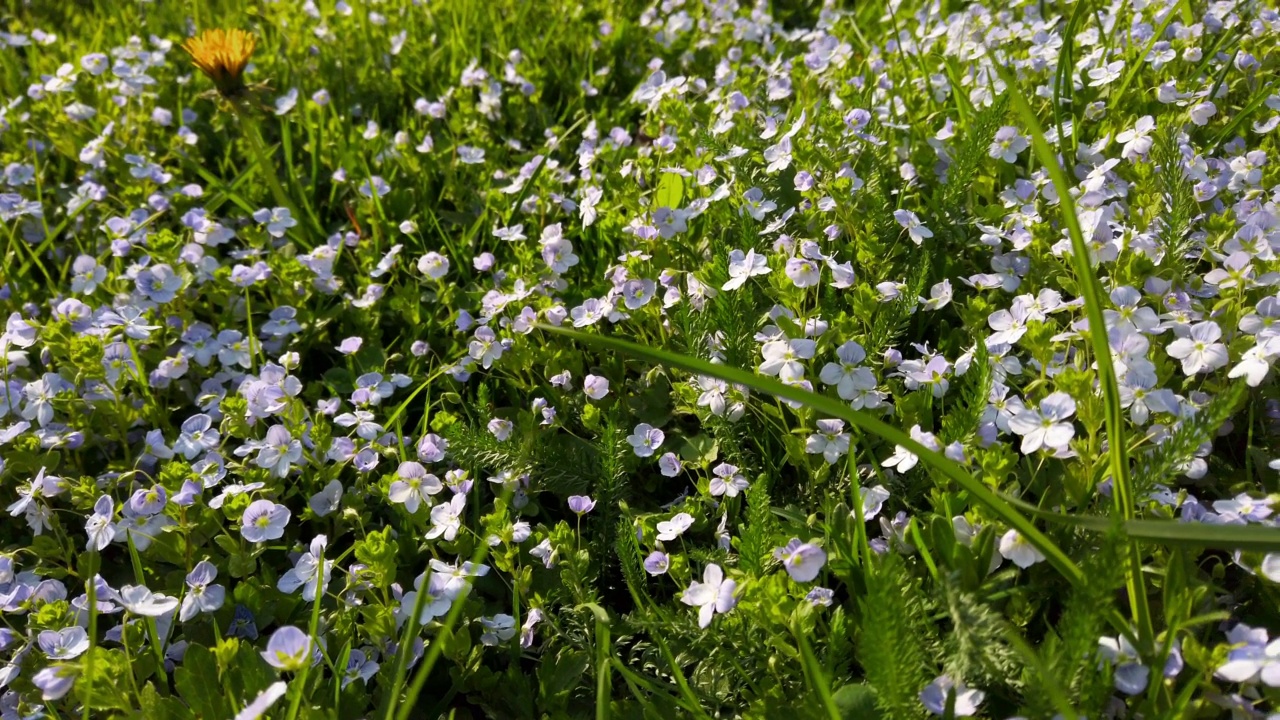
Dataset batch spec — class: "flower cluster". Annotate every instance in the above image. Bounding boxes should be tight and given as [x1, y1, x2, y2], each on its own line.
[0, 0, 1278, 717]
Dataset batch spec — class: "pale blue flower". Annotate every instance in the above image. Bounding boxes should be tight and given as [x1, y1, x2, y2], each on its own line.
[241, 500, 291, 543]
[627, 423, 664, 458]
[278, 536, 332, 602]
[774, 538, 826, 582]
[261, 626, 313, 671]
[920, 675, 983, 716]
[180, 560, 225, 622]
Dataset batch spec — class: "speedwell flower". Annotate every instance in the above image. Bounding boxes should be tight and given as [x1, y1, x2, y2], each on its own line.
[774, 539, 827, 582]
[681, 563, 737, 628]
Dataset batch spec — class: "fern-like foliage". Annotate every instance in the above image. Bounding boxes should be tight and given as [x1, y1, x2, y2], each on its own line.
[857, 554, 934, 719]
[534, 434, 603, 497]
[441, 421, 599, 497]
[826, 606, 857, 686]
[938, 94, 1010, 229]
[1151, 124, 1202, 283]
[1131, 381, 1247, 497]
[737, 480, 779, 576]
[615, 516, 652, 608]
[1023, 529, 1125, 717]
[590, 414, 631, 576]
[709, 216, 766, 371]
[939, 575, 1023, 692]
[441, 421, 535, 476]
[941, 341, 992, 444]
[866, 243, 932, 359]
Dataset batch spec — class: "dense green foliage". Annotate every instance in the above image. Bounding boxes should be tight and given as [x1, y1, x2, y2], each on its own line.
[1, 0, 1280, 717]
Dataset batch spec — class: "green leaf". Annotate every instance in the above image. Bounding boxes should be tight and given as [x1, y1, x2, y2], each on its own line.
[540, 648, 591, 699]
[78, 649, 135, 712]
[322, 367, 355, 395]
[576, 602, 611, 625]
[655, 172, 684, 210]
[678, 434, 718, 464]
[831, 684, 882, 720]
[221, 639, 275, 712]
[140, 683, 195, 720]
[213, 534, 240, 555]
[176, 644, 231, 719]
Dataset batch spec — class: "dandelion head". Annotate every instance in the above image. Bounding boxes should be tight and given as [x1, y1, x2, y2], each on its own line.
[183, 29, 257, 98]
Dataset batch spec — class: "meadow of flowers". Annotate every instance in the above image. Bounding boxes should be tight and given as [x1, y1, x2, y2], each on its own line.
[3, 0, 1280, 717]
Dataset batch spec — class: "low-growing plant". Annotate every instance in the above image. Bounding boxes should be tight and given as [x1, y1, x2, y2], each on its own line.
[0, 0, 1278, 717]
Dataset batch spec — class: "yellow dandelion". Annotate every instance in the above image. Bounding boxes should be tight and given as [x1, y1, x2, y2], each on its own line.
[182, 29, 257, 98]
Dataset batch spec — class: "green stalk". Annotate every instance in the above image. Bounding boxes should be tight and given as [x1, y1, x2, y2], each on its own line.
[794, 619, 840, 720]
[594, 613, 612, 720]
[378, 535, 440, 719]
[384, 490, 509, 720]
[126, 535, 167, 670]
[81, 552, 99, 720]
[284, 556, 327, 720]
[651, 633, 710, 717]
[238, 112, 296, 219]
[1112, 4, 1181, 103]
[238, 107, 326, 246]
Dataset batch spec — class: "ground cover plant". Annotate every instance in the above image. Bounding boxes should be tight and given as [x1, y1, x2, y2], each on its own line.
[3, 0, 1280, 717]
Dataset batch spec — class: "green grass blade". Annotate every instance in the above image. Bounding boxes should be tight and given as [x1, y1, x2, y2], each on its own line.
[1004, 628, 1080, 720]
[651, 632, 711, 717]
[284, 550, 328, 720]
[539, 324, 1085, 586]
[794, 619, 841, 720]
[1004, 494, 1280, 551]
[1112, 5, 1180, 103]
[593, 610, 612, 720]
[991, 60, 1154, 653]
[385, 490, 508, 720]
[1210, 80, 1278, 153]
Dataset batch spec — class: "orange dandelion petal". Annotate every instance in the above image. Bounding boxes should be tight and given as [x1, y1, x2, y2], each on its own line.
[182, 29, 257, 98]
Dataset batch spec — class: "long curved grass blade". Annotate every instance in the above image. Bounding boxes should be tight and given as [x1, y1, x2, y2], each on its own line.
[991, 59, 1155, 652]
[1003, 494, 1280, 551]
[539, 324, 1085, 585]
[793, 619, 841, 720]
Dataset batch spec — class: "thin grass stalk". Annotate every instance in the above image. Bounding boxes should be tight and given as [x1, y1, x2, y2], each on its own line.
[991, 60, 1154, 652]
[284, 556, 327, 720]
[238, 112, 296, 217]
[386, 489, 510, 720]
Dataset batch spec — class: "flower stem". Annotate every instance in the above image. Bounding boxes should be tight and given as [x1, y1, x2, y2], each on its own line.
[81, 554, 98, 720]
[238, 111, 301, 229]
